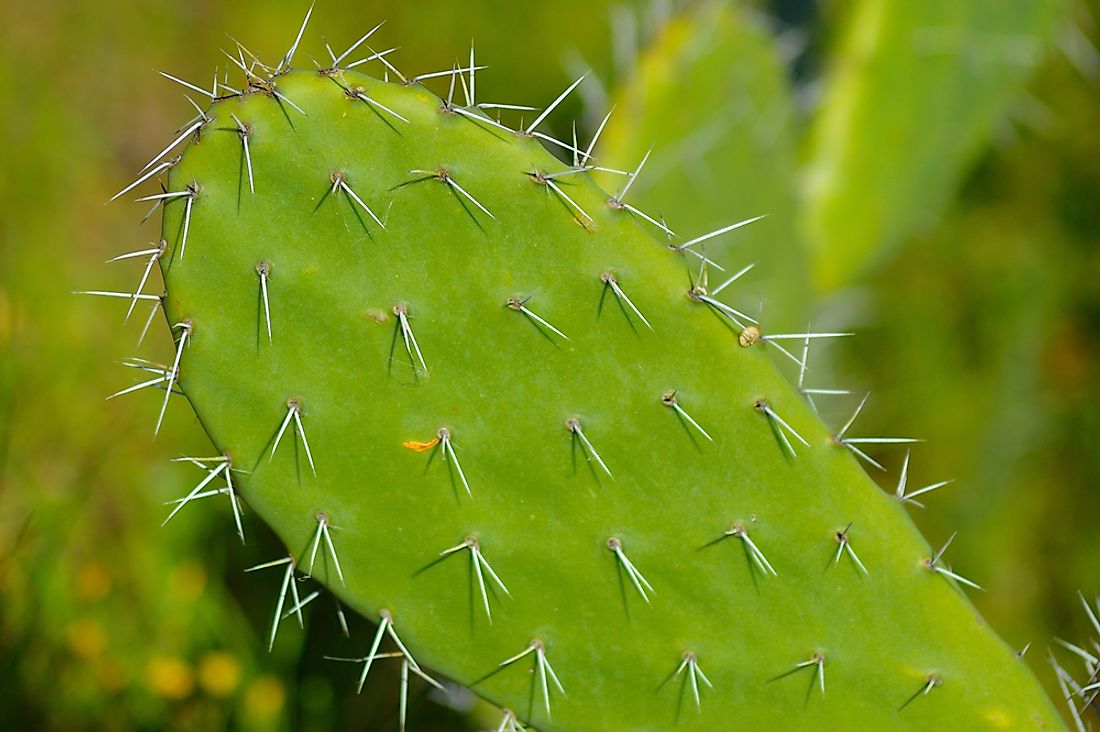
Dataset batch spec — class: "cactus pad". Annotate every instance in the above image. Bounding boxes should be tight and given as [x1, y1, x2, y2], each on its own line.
[110, 22, 1064, 732]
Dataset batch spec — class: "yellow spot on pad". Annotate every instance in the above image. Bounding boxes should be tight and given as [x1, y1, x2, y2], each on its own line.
[403, 437, 440, 452]
[364, 308, 388, 323]
[981, 708, 1012, 728]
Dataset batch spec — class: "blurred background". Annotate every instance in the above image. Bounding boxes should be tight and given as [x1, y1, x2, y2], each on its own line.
[1, 0, 1097, 729]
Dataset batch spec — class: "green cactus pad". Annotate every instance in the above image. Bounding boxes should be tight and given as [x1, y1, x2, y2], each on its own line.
[136, 48, 1064, 730]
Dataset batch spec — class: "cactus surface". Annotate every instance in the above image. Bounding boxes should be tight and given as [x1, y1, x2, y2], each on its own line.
[107, 16, 1065, 731]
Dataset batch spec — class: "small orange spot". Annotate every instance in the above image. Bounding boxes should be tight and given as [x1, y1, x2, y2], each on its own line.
[402, 437, 440, 453]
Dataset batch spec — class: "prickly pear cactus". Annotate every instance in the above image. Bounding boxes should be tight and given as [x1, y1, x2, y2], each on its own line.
[102, 14, 1065, 732]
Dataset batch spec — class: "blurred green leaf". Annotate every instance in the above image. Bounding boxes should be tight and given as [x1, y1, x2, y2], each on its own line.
[802, 0, 1066, 290]
[597, 1, 806, 322]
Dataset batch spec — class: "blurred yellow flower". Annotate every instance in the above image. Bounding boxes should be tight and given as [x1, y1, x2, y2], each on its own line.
[199, 651, 242, 698]
[245, 675, 285, 721]
[66, 618, 105, 659]
[146, 656, 194, 700]
[170, 561, 207, 602]
[77, 563, 111, 602]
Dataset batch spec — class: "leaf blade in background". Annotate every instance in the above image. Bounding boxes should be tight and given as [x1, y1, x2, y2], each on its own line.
[597, 1, 806, 323]
[802, 0, 1065, 291]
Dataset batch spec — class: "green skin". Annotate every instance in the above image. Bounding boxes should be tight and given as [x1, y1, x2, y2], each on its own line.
[154, 67, 1063, 730]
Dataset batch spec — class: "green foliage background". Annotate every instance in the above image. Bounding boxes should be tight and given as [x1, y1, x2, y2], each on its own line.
[0, 0, 1097, 729]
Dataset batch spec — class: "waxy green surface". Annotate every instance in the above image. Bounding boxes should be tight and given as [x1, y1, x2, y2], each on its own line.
[159, 69, 1063, 730]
